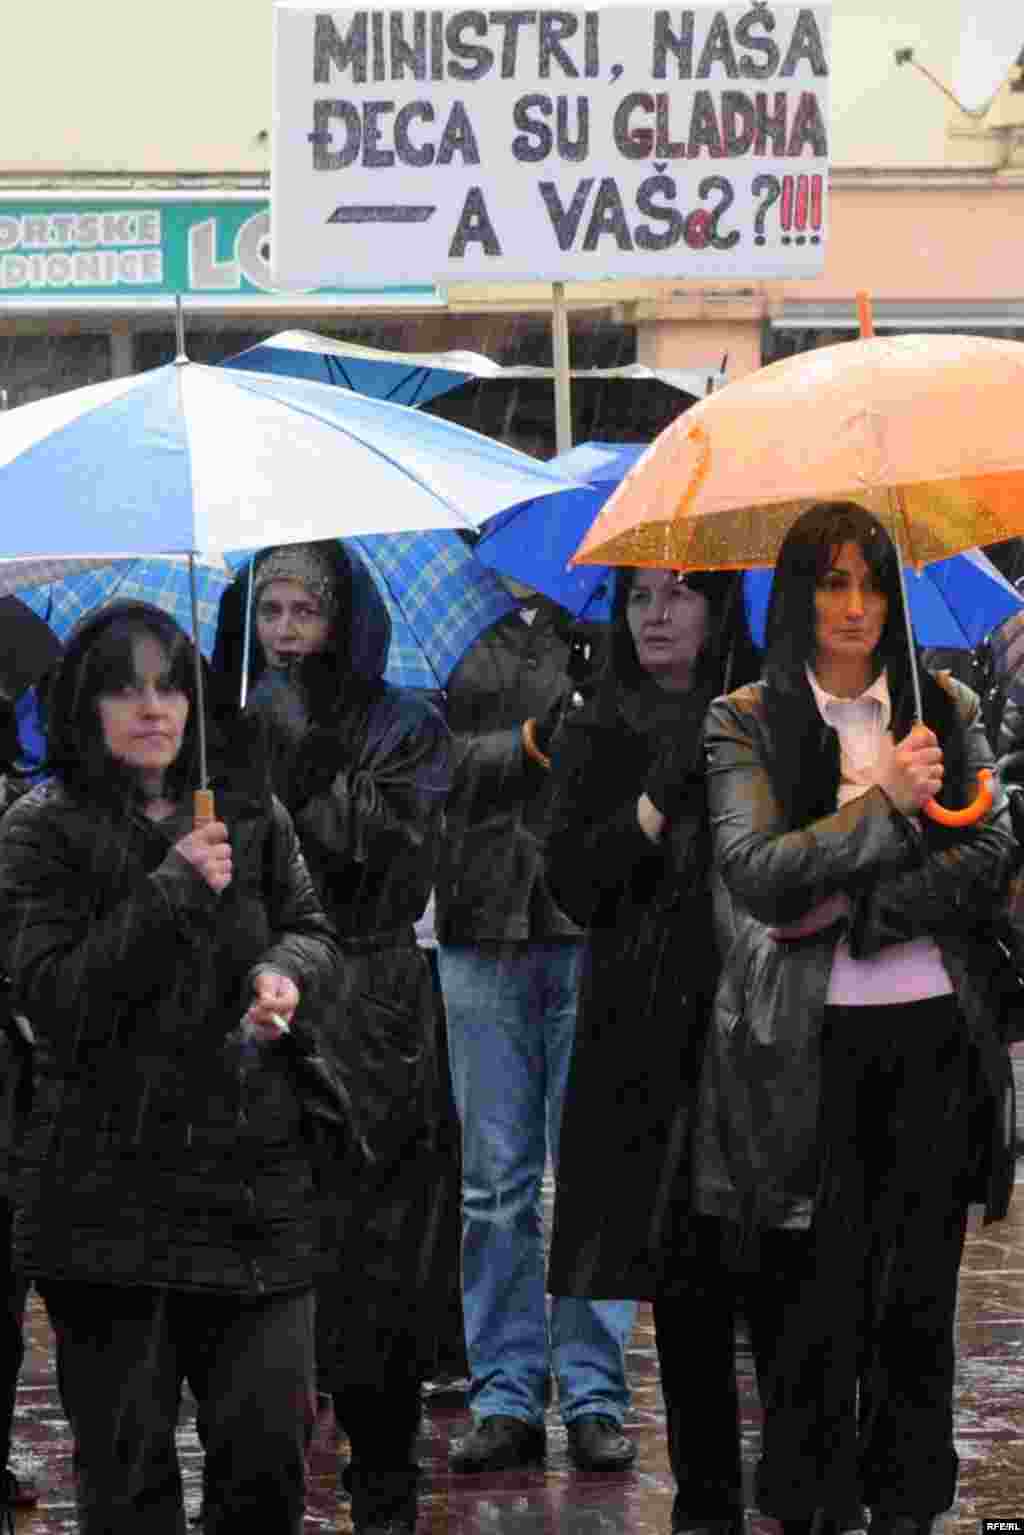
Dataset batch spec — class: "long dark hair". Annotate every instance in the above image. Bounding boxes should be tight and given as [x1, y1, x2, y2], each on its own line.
[610, 566, 759, 695]
[764, 501, 914, 698]
[44, 601, 203, 807]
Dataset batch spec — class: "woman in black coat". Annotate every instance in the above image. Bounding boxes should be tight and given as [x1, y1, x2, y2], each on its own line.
[545, 565, 759, 1535]
[211, 541, 453, 1535]
[699, 504, 1016, 1533]
[0, 601, 342, 1535]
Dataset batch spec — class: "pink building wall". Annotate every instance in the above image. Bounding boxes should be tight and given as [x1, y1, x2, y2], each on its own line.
[637, 179, 1024, 379]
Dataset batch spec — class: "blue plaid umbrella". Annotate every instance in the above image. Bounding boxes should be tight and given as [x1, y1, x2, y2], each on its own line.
[13, 532, 514, 691]
[343, 530, 516, 689]
[14, 558, 230, 657]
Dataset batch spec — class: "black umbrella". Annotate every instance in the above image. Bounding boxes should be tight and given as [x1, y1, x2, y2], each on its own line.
[0, 595, 62, 702]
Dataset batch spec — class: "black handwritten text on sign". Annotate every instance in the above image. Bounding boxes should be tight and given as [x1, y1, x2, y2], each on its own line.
[271, 3, 831, 287]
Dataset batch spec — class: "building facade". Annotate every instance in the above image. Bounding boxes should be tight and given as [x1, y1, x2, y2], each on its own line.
[1, 1, 1022, 425]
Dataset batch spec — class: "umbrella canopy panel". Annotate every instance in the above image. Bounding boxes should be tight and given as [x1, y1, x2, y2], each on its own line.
[572, 333, 1024, 571]
[219, 331, 505, 408]
[14, 559, 230, 659]
[476, 442, 646, 620]
[0, 361, 588, 560]
[13, 532, 516, 692]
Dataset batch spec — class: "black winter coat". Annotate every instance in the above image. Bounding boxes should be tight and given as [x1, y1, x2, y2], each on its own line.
[545, 680, 718, 1300]
[436, 604, 595, 944]
[698, 668, 1017, 1235]
[212, 542, 454, 1382]
[0, 772, 34, 1203]
[0, 780, 341, 1295]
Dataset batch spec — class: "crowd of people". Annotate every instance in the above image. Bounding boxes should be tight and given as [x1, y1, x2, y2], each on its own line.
[0, 507, 1018, 1535]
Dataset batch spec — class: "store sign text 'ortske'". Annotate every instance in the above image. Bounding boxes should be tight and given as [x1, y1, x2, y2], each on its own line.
[271, 4, 831, 286]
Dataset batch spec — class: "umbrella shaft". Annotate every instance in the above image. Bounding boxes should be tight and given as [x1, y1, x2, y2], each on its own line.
[890, 500, 924, 723]
[188, 553, 208, 788]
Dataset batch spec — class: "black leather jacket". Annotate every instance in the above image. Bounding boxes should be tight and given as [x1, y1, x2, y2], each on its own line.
[696, 670, 1017, 1234]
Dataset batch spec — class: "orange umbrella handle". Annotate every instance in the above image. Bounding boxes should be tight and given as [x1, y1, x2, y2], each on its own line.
[923, 769, 993, 827]
[193, 788, 216, 827]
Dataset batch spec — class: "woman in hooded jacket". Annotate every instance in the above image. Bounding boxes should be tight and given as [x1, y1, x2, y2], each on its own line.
[0, 600, 341, 1535]
[544, 565, 760, 1535]
[698, 503, 1017, 1534]
[211, 541, 452, 1535]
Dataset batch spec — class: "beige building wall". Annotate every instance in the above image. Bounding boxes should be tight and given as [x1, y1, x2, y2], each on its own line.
[828, 0, 1012, 171]
[2, 2, 1022, 389]
[1, 1, 275, 174]
[3, 1, 1019, 173]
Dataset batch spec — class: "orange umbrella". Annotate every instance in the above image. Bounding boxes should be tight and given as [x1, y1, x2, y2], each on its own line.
[571, 338, 1024, 573]
[571, 297, 1024, 824]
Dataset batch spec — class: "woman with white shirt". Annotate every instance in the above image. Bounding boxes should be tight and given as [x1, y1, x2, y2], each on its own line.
[698, 502, 1017, 1535]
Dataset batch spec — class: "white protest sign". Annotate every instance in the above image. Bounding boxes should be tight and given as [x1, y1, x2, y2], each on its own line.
[272, 3, 830, 287]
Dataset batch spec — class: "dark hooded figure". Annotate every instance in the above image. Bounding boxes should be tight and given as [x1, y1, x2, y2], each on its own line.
[544, 566, 760, 1535]
[211, 540, 453, 1535]
[0, 600, 342, 1535]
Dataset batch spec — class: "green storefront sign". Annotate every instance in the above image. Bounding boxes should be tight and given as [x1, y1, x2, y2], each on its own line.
[0, 198, 438, 303]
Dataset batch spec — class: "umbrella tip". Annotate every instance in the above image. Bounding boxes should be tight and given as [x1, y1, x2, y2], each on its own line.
[856, 291, 875, 339]
[174, 294, 188, 365]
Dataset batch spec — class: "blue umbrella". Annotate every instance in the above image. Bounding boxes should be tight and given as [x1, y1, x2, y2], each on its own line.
[476, 442, 646, 619]
[218, 331, 504, 408]
[0, 360, 588, 560]
[743, 548, 1024, 651]
[13, 533, 515, 691]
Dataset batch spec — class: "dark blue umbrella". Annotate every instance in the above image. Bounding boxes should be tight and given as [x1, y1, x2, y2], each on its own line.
[743, 548, 1024, 650]
[475, 442, 645, 620]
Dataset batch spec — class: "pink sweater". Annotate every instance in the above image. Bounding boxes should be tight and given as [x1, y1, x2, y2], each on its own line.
[787, 671, 953, 1006]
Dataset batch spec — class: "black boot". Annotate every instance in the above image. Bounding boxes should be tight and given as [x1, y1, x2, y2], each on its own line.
[332, 1383, 422, 1535]
[347, 1463, 419, 1535]
[781, 1515, 866, 1535]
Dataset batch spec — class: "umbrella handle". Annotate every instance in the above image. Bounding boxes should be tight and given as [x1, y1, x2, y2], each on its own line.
[922, 769, 993, 827]
[194, 788, 216, 827]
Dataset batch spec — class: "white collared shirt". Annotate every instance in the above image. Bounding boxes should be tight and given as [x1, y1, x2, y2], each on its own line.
[805, 666, 952, 1006]
[805, 666, 894, 806]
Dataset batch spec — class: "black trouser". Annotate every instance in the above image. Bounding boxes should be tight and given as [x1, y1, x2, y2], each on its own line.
[334, 1381, 421, 1530]
[751, 996, 972, 1521]
[654, 1217, 744, 1525]
[39, 1281, 315, 1535]
[422, 947, 468, 1381]
[0, 1199, 27, 1475]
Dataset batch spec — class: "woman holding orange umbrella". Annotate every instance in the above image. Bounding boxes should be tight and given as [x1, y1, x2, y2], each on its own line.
[696, 503, 1016, 1534]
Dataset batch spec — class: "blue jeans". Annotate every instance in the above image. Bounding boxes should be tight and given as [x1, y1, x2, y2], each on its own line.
[439, 941, 637, 1427]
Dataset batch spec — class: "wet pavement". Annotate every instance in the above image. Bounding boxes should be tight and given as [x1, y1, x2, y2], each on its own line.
[9, 1157, 1024, 1534]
